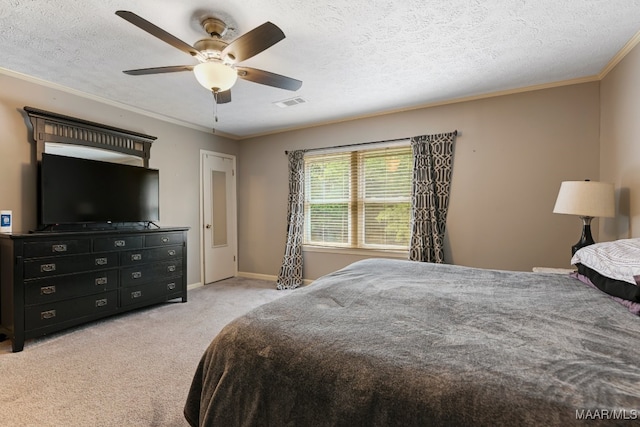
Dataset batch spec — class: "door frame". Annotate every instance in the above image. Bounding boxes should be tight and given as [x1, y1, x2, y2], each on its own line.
[199, 150, 238, 285]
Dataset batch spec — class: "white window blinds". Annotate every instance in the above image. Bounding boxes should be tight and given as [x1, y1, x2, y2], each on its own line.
[304, 144, 412, 250]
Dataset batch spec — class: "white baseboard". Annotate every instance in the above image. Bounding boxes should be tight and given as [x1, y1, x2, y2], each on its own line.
[238, 271, 314, 286]
[187, 282, 203, 290]
[237, 271, 277, 281]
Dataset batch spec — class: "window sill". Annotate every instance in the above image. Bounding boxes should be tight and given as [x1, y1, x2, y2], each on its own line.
[302, 245, 408, 259]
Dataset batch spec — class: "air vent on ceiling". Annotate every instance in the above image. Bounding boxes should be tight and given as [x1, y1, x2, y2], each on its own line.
[274, 97, 307, 108]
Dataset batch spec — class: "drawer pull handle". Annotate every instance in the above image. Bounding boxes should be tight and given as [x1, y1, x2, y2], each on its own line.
[167, 250, 176, 256]
[161, 237, 169, 243]
[95, 257, 108, 266]
[167, 265, 176, 273]
[131, 271, 142, 279]
[95, 298, 108, 307]
[167, 283, 176, 291]
[41, 285, 56, 295]
[40, 263, 56, 272]
[41, 309, 56, 320]
[95, 277, 108, 286]
[114, 240, 126, 247]
[131, 290, 142, 299]
[131, 253, 142, 261]
[52, 244, 67, 253]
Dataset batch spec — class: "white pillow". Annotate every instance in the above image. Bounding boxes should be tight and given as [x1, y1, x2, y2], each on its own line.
[571, 238, 640, 285]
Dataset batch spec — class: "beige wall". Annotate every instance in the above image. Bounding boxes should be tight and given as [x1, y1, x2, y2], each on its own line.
[600, 42, 640, 240]
[0, 71, 238, 286]
[1, 66, 619, 283]
[238, 82, 601, 279]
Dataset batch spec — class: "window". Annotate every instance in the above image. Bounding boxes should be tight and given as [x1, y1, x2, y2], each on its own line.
[304, 144, 413, 250]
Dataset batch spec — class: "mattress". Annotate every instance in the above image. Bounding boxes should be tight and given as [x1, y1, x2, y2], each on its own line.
[185, 258, 640, 426]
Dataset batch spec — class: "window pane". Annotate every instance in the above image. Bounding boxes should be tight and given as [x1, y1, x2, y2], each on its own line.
[359, 147, 412, 249]
[362, 150, 412, 199]
[307, 154, 350, 201]
[308, 203, 349, 244]
[363, 202, 411, 247]
[305, 153, 352, 246]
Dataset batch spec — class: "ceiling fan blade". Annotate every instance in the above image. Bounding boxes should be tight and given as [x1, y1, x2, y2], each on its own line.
[222, 22, 285, 62]
[214, 90, 232, 104]
[123, 65, 194, 76]
[236, 66, 302, 91]
[116, 10, 204, 60]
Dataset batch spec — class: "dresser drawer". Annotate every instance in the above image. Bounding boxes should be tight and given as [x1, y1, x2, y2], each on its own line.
[166, 277, 183, 300]
[120, 245, 183, 266]
[23, 252, 119, 280]
[23, 238, 91, 258]
[25, 290, 118, 331]
[145, 232, 183, 248]
[93, 236, 143, 252]
[120, 260, 183, 287]
[24, 270, 118, 305]
[120, 279, 179, 307]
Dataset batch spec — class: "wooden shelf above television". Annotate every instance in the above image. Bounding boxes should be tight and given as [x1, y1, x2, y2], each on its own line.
[23, 106, 156, 168]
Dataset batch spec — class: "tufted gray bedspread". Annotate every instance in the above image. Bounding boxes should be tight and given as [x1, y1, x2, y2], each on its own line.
[184, 259, 640, 426]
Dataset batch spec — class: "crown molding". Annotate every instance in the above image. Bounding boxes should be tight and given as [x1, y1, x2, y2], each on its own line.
[598, 29, 640, 79]
[0, 67, 239, 140]
[235, 30, 640, 140]
[240, 74, 601, 140]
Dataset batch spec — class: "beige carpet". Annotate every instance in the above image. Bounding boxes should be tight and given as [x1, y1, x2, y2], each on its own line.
[0, 277, 286, 426]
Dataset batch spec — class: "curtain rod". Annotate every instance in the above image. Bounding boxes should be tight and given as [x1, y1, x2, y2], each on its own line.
[284, 130, 458, 155]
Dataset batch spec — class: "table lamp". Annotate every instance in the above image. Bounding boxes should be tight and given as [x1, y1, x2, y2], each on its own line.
[553, 180, 615, 255]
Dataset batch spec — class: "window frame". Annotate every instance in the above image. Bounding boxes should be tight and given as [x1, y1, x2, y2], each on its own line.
[303, 141, 412, 252]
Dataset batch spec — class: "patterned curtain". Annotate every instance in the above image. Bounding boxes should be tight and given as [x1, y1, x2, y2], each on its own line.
[409, 132, 457, 263]
[276, 150, 306, 290]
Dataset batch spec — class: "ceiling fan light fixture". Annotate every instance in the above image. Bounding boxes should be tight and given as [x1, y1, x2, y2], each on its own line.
[194, 61, 238, 92]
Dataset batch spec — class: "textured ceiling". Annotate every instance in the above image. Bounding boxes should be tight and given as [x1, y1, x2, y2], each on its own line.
[1, 0, 640, 138]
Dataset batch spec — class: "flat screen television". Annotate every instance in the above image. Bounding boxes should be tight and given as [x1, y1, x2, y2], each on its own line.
[40, 153, 160, 226]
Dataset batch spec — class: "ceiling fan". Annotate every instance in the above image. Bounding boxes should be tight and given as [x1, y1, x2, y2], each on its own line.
[115, 10, 302, 104]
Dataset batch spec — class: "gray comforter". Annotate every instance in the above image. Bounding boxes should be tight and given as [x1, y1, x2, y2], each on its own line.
[184, 259, 640, 426]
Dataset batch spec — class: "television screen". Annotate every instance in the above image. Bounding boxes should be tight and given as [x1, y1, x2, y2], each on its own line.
[40, 153, 160, 225]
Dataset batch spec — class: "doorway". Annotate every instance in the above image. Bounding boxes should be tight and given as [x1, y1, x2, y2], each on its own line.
[200, 151, 237, 284]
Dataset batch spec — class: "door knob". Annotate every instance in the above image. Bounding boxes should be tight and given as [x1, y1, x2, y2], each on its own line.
[205, 224, 212, 229]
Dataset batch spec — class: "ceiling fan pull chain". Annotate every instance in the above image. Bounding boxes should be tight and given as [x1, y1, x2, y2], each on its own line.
[212, 90, 219, 133]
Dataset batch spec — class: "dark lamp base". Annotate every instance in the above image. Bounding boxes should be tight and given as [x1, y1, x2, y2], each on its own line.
[571, 216, 595, 256]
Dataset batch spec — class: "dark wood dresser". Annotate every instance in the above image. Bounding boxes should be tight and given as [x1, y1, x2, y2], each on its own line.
[0, 227, 188, 352]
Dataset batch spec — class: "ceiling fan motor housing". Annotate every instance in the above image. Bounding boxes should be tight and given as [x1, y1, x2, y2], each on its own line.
[202, 17, 228, 38]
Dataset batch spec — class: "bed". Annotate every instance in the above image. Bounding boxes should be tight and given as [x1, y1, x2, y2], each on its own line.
[184, 249, 640, 426]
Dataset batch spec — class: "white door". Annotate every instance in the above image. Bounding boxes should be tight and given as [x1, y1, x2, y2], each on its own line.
[202, 152, 237, 284]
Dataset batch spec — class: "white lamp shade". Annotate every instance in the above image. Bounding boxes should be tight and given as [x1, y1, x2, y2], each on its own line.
[553, 181, 615, 218]
[193, 62, 238, 92]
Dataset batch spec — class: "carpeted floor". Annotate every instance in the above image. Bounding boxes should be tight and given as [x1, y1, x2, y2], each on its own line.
[0, 277, 287, 426]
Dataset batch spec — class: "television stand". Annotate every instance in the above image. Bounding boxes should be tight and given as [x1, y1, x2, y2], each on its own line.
[0, 226, 188, 352]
